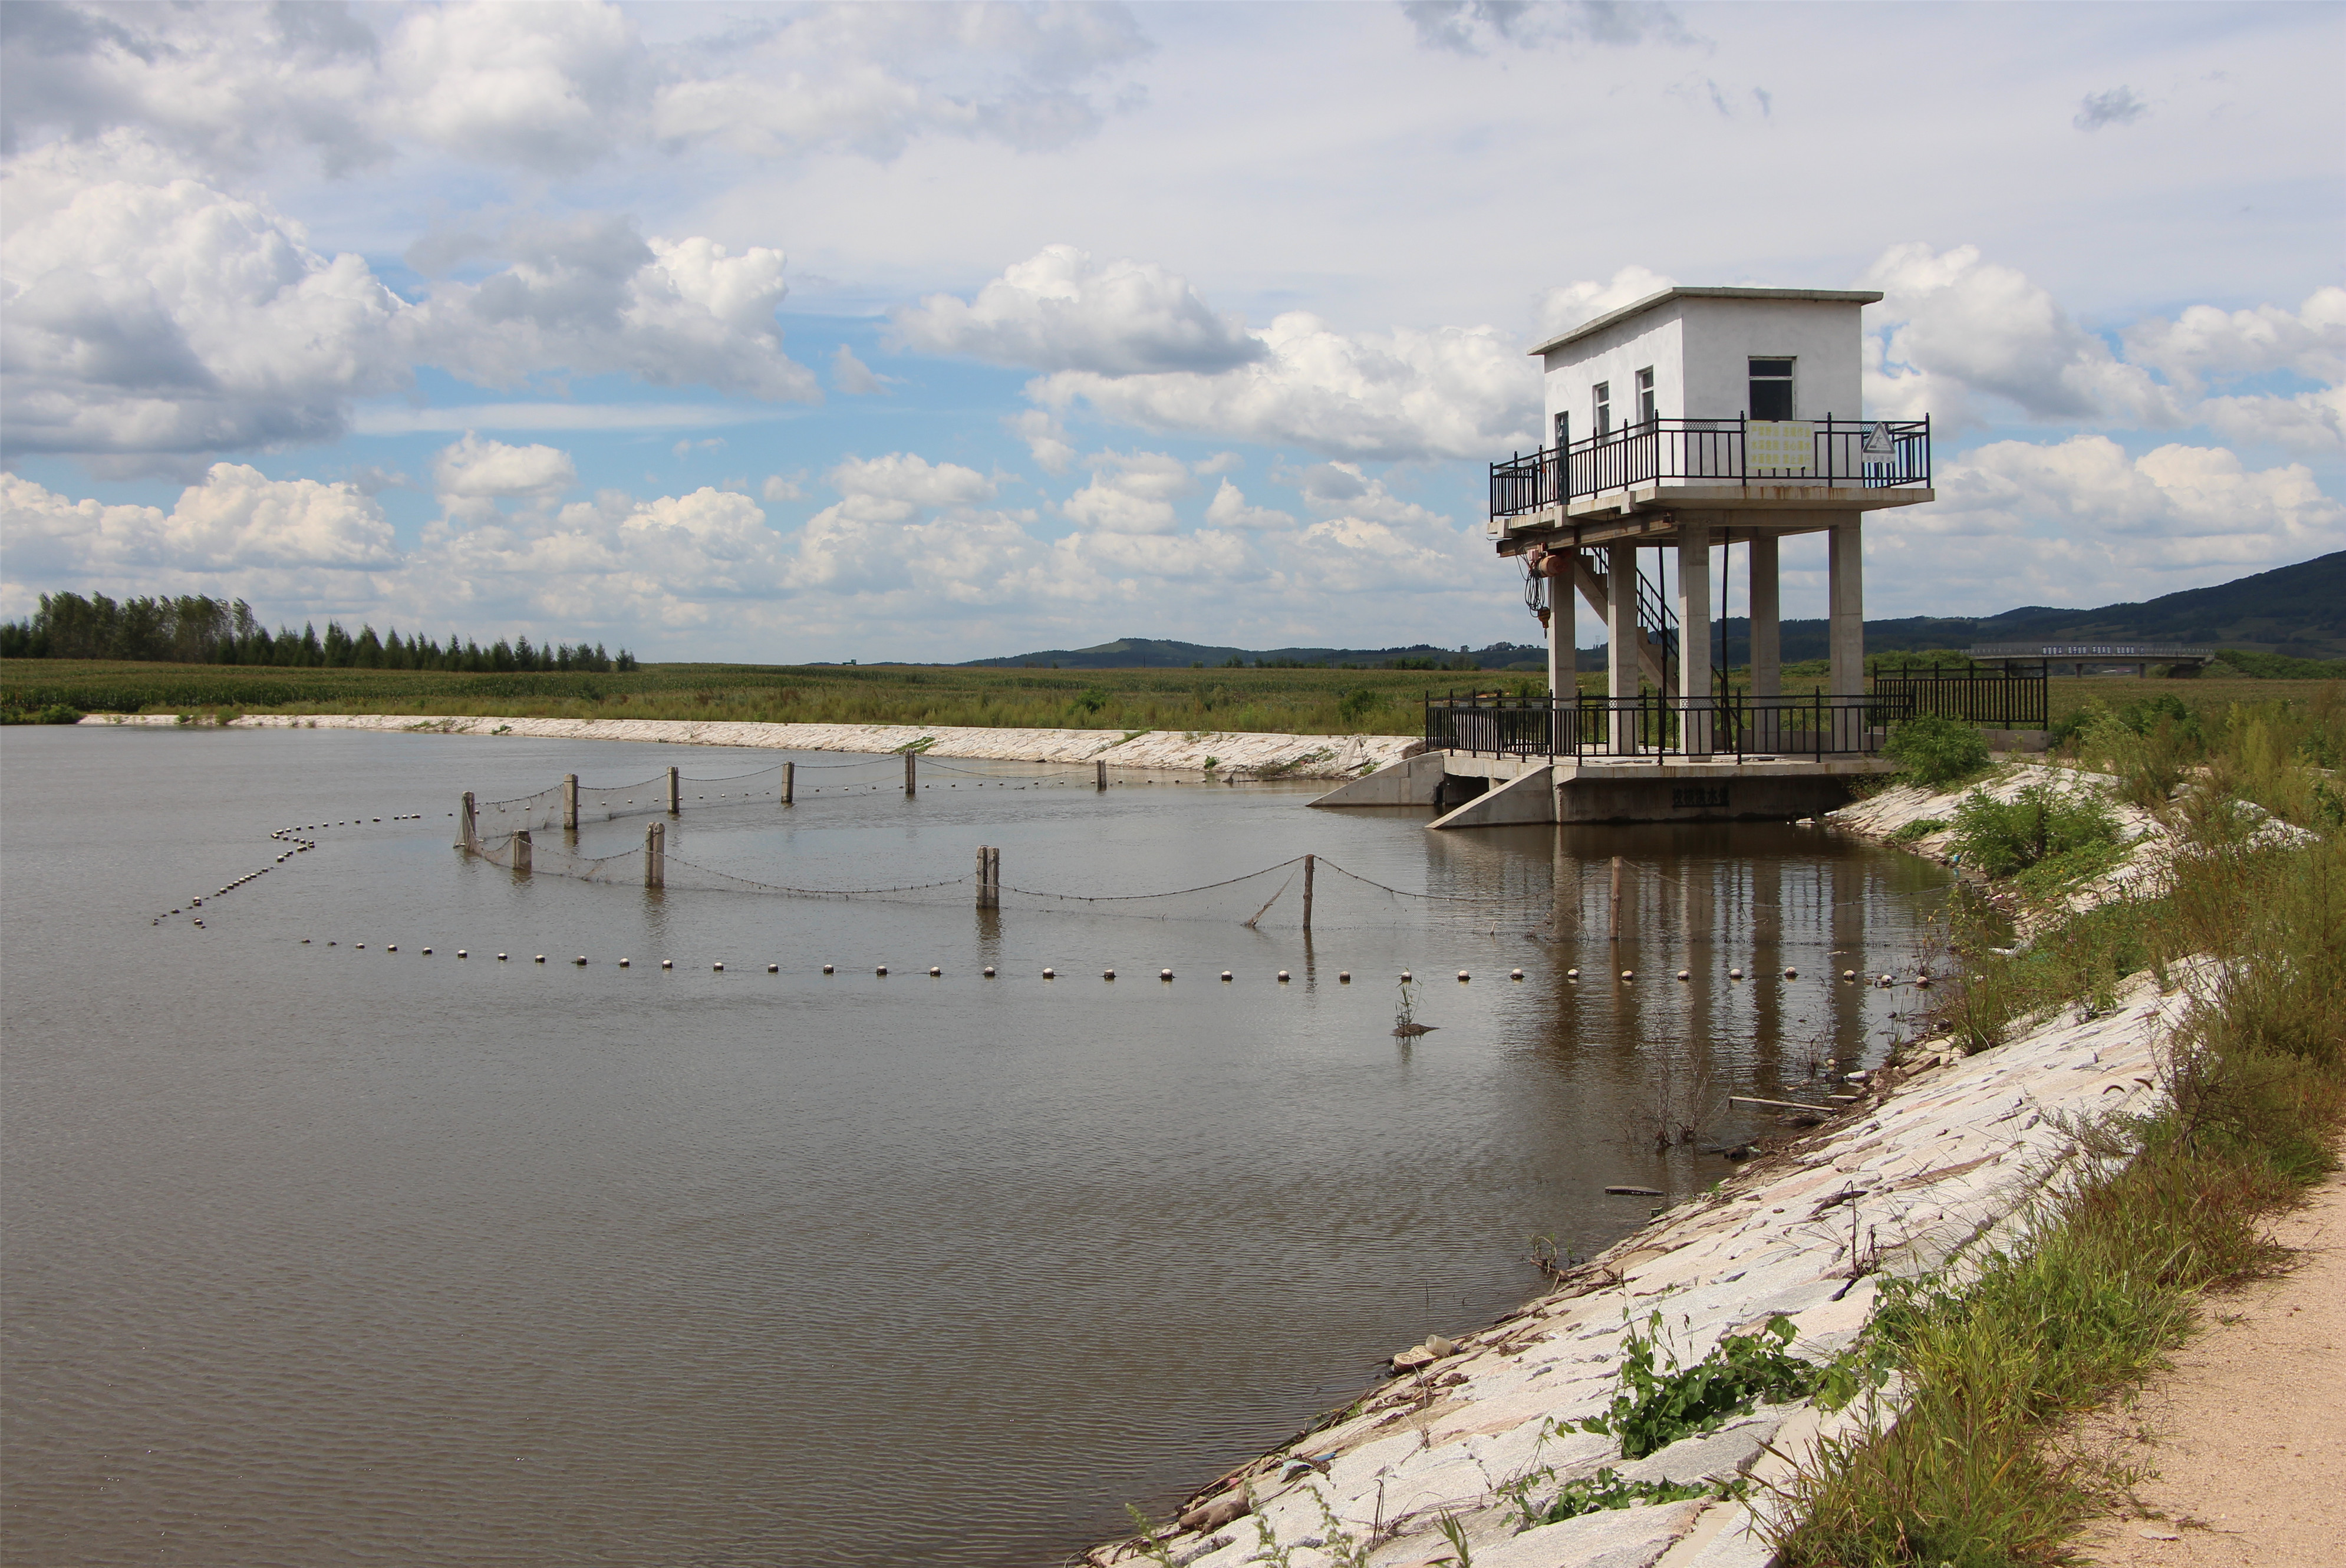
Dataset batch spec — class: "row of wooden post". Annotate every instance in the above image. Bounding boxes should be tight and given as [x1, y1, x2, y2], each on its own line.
[467, 756, 1113, 903]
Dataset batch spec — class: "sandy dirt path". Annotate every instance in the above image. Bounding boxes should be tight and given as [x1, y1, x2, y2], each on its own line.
[2076, 1162, 2346, 1567]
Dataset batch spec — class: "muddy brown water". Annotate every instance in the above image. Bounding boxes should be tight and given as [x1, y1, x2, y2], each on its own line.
[0, 727, 1949, 1566]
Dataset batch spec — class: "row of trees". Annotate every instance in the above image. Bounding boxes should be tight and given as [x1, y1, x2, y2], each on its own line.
[0, 593, 636, 674]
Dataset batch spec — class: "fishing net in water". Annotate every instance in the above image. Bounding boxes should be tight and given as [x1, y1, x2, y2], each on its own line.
[465, 826, 1566, 934]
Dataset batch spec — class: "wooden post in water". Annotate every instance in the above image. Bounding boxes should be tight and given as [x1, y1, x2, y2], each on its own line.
[460, 791, 476, 851]
[976, 845, 1000, 908]
[1609, 855, 1624, 942]
[563, 773, 579, 831]
[904, 752, 917, 797]
[666, 766, 681, 814]
[1096, 759, 1108, 791]
[514, 829, 532, 875]
[781, 762, 795, 805]
[645, 821, 664, 888]
[1302, 853, 1315, 933]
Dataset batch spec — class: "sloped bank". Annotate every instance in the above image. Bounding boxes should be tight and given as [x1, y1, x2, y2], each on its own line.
[1086, 767, 2195, 1568]
[1085, 980, 2182, 1568]
[75, 712, 1418, 780]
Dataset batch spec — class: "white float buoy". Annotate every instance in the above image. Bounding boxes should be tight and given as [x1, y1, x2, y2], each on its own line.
[422, 948, 432, 956]
[1784, 967, 1799, 979]
[1400, 970, 1413, 983]
[1728, 967, 1743, 980]
[1843, 969, 1858, 981]
[1338, 971, 1350, 983]
[1277, 970, 1291, 981]
[1511, 969, 1524, 980]
[876, 966, 888, 976]
[618, 958, 628, 967]
[983, 967, 996, 978]
[535, 955, 545, 964]
[387, 944, 397, 952]
[1220, 970, 1233, 981]
[1620, 969, 1634, 981]
[768, 963, 779, 973]
[930, 967, 941, 977]
[1566, 967, 1580, 980]
[661, 959, 674, 970]
[714, 962, 724, 971]
[1103, 969, 1116, 980]
[496, 953, 507, 961]
[1043, 967, 1056, 979]
[1159, 969, 1173, 980]
[1677, 969, 1691, 981]
[822, 964, 834, 974]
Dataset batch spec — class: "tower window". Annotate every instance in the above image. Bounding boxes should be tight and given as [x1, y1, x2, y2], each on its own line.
[1553, 411, 1570, 450]
[1636, 367, 1656, 424]
[1592, 382, 1612, 438]
[1749, 358, 1794, 420]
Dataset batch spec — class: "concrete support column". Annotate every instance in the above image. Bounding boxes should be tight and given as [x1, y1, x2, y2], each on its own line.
[1676, 522, 1712, 755]
[1829, 521, 1865, 698]
[1606, 542, 1639, 754]
[1748, 534, 1781, 698]
[1544, 581, 1563, 700]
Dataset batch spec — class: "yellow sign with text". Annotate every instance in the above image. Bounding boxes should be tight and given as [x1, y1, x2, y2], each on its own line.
[1745, 420, 1814, 475]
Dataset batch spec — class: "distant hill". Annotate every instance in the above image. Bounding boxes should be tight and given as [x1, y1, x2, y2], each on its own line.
[961, 552, 2345, 671]
[958, 637, 1550, 670]
[1737, 548, 2346, 663]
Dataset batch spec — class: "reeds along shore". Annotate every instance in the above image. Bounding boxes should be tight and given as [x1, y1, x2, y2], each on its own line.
[5, 656, 2337, 740]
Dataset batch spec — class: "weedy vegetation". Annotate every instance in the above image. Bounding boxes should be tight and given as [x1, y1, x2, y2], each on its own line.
[1764, 689, 2345, 1567]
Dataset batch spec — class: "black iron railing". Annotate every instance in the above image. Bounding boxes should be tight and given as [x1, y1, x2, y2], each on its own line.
[1872, 673, 2047, 729]
[1426, 691, 1915, 761]
[1490, 416, 1932, 518]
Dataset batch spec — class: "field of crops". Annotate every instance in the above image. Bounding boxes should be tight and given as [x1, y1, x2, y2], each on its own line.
[4, 658, 2325, 739]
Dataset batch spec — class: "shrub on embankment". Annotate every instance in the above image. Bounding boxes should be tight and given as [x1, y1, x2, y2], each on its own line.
[1769, 711, 2345, 1567]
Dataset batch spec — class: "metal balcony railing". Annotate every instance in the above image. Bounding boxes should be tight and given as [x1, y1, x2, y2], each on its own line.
[1426, 691, 1913, 761]
[1490, 416, 1932, 519]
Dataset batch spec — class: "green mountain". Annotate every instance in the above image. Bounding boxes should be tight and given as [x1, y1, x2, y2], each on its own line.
[963, 552, 2346, 671]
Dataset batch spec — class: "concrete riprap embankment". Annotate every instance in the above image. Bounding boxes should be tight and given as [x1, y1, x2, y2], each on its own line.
[77, 713, 1419, 780]
[1094, 978, 2183, 1568]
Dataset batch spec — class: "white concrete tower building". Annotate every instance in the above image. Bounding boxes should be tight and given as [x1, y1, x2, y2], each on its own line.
[1490, 286, 1932, 726]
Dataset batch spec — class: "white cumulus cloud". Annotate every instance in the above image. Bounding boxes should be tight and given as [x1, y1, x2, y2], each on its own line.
[1860, 242, 2182, 428]
[0, 142, 816, 465]
[1036, 312, 1539, 461]
[1203, 479, 1296, 531]
[431, 433, 578, 500]
[1, 465, 397, 611]
[892, 245, 1262, 375]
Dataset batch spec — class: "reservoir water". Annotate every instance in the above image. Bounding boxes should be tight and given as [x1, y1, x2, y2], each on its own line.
[0, 727, 1951, 1566]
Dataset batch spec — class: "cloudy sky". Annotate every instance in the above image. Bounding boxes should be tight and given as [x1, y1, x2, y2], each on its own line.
[2, 1, 2340, 662]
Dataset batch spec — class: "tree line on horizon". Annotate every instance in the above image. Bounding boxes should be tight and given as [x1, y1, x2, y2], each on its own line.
[0, 592, 636, 674]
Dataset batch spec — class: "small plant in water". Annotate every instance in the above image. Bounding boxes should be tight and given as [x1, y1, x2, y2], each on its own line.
[1393, 976, 1434, 1037]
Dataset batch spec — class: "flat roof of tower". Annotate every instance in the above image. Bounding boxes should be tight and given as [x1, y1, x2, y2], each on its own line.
[1527, 286, 1885, 358]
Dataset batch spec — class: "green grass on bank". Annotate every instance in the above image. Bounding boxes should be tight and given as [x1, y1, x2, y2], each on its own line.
[1766, 708, 2346, 1567]
[8, 657, 2338, 742]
